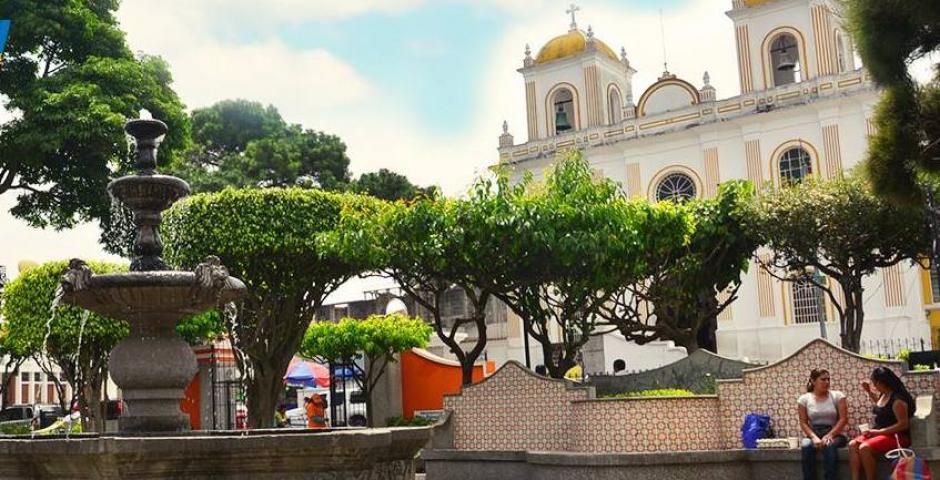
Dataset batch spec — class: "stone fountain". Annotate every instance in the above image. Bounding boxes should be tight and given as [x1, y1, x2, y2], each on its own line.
[0, 117, 430, 479]
[60, 116, 246, 432]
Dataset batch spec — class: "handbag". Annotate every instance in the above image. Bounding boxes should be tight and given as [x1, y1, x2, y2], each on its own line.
[889, 434, 932, 480]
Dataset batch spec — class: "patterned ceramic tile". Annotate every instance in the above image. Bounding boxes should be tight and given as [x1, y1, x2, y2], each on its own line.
[444, 340, 940, 453]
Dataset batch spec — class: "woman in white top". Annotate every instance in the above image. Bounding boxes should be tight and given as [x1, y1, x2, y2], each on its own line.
[798, 368, 849, 480]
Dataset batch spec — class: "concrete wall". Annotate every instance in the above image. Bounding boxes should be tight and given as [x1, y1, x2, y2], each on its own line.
[588, 348, 757, 395]
[424, 448, 935, 480]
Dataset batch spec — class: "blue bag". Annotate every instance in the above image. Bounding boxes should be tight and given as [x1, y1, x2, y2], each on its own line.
[741, 413, 772, 449]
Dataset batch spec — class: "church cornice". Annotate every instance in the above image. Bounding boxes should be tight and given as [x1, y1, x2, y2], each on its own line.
[497, 70, 875, 166]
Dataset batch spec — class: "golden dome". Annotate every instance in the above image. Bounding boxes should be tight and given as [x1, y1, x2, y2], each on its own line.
[535, 29, 619, 65]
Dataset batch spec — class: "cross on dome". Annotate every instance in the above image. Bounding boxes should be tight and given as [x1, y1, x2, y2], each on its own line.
[567, 3, 580, 31]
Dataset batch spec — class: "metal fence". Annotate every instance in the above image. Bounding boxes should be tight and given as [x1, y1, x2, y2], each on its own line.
[209, 361, 244, 430]
[860, 337, 930, 359]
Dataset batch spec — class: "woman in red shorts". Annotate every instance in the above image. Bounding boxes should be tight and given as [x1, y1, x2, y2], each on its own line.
[848, 366, 916, 480]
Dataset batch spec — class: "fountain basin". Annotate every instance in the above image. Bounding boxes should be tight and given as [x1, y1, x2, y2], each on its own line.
[61, 271, 245, 321]
[0, 427, 430, 479]
[108, 175, 190, 212]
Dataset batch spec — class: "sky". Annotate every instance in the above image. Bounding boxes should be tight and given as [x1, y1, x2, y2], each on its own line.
[1, 0, 935, 280]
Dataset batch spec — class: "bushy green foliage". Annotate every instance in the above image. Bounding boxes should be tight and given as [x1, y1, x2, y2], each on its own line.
[914, 364, 934, 371]
[0, 0, 188, 249]
[602, 181, 758, 352]
[169, 99, 351, 193]
[603, 389, 695, 399]
[845, 0, 940, 202]
[1, 260, 129, 429]
[163, 186, 382, 428]
[385, 415, 433, 427]
[753, 175, 929, 352]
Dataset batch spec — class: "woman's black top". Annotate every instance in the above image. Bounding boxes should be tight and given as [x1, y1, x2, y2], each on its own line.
[873, 393, 901, 429]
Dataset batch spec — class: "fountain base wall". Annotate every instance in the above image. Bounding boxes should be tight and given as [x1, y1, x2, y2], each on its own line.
[0, 427, 428, 479]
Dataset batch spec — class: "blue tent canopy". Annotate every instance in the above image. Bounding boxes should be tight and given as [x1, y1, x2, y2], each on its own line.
[0, 20, 10, 54]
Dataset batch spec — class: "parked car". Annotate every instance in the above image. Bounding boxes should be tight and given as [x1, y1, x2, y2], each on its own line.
[0, 404, 64, 434]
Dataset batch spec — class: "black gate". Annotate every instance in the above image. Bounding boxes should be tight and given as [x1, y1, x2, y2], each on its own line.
[328, 362, 367, 427]
[209, 360, 244, 430]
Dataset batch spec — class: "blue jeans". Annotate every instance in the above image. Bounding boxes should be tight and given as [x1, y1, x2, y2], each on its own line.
[801, 433, 847, 480]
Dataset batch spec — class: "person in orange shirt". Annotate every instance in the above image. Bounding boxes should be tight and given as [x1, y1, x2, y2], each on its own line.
[305, 395, 327, 429]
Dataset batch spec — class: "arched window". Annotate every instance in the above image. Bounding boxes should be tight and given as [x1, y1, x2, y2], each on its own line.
[655, 172, 697, 202]
[835, 34, 848, 73]
[551, 88, 576, 136]
[778, 147, 813, 184]
[791, 272, 828, 325]
[770, 33, 800, 86]
[608, 87, 623, 125]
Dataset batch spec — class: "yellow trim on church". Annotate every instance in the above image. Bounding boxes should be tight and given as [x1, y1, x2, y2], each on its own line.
[920, 267, 940, 349]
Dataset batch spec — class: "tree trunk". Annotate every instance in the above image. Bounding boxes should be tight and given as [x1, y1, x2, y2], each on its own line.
[677, 334, 700, 354]
[460, 361, 475, 386]
[87, 378, 105, 433]
[245, 361, 281, 429]
[840, 287, 865, 353]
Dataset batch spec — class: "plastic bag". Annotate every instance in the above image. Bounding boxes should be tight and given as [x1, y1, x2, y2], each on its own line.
[741, 413, 772, 449]
[892, 456, 933, 479]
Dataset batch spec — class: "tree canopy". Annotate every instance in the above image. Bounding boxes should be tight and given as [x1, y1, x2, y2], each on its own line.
[301, 314, 431, 426]
[0, 260, 129, 431]
[845, 0, 940, 202]
[752, 175, 929, 352]
[163, 187, 381, 428]
[490, 156, 693, 377]
[169, 99, 352, 193]
[600, 181, 758, 353]
[0, 0, 189, 231]
[351, 168, 437, 202]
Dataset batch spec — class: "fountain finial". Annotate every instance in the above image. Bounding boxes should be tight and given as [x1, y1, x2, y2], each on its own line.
[126, 117, 168, 174]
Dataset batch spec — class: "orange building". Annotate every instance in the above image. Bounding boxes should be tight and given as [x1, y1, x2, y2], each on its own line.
[400, 348, 493, 419]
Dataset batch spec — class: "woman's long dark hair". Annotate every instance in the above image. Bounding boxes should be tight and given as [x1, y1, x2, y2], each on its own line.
[806, 368, 829, 393]
[871, 366, 916, 417]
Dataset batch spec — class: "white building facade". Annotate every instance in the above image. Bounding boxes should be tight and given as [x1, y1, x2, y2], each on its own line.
[497, 0, 933, 363]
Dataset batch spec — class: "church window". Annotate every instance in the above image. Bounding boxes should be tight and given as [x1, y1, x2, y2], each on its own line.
[930, 263, 940, 304]
[791, 271, 828, 325]
[778, 147, 813, 184]
[770, 33, 800, 86]
[608, 87, 623, 125]
[836, 33, 847, 72]
[655, 172, 697, 202]
[551, 88, 576, 135]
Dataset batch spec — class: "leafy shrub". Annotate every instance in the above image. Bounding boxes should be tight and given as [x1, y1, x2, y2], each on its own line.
[913, 364, 934, 371]
[386, 415, 433, 427]
[602, 388, 695, 399]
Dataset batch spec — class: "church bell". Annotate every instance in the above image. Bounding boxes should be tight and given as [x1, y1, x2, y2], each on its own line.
[776, 50, 797, 71]
[555, 105, 572, 132]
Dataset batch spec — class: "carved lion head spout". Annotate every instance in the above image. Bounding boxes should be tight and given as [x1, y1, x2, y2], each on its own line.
[194, 255, 230, 290]
[61, 258, 93, 293]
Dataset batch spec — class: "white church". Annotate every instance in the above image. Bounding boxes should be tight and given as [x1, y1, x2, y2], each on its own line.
[494, 0, 936, 365]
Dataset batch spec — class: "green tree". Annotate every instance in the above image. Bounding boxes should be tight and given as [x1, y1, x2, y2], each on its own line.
[325, 191, 510, 386]
[491, 156, 693, 378]
[0, 1, 189, 238]
[753, 176, 929, 352]
[301, 314, 431, 427]
[0, 260, 129, 431]
[599, 181, 759, 353]
[163, 187, 379, 429]
[170, 99, 351, 193]
[352, 168, 436, 202]
[844, 0, 940, 202]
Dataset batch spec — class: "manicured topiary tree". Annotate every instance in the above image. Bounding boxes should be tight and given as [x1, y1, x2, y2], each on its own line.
[301, 314, 431, 426]
[1, 260, 129, 431]
[163, 187, 380, 428]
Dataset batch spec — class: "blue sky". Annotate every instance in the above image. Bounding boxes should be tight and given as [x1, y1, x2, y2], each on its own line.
[1, 0, 743, 274]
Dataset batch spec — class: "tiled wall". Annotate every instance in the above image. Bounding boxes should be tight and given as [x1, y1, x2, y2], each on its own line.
[569, 396, 722, 452]
[444, 340, 940, 453]
[442, 361, 593, 451]
[717, 340, 940, 448]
